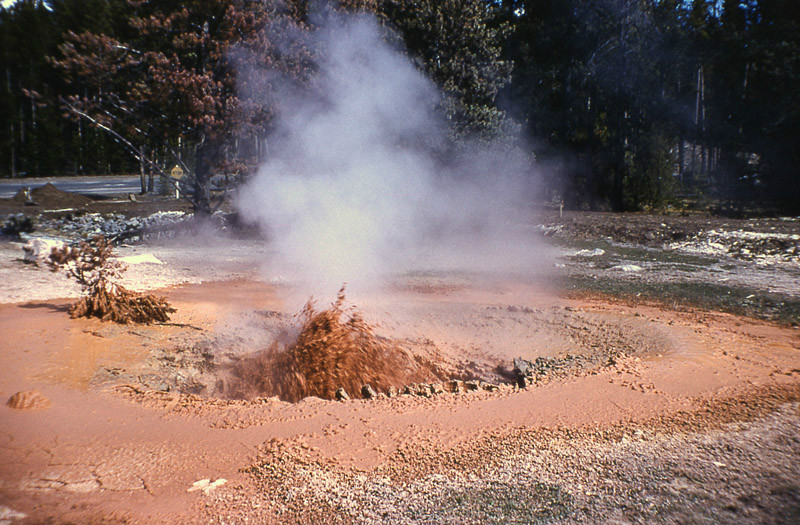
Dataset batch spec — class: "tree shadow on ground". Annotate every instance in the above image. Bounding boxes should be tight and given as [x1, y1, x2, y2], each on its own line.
[18, 302, 71, 313]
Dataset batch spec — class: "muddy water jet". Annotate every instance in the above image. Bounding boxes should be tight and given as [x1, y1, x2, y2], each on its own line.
[226, 287, 451, 402]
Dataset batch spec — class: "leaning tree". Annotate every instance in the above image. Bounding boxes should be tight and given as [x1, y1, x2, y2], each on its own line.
[55, 0, 311, 215]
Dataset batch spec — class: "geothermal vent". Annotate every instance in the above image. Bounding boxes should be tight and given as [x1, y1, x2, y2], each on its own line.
[227, 287, 447, 402]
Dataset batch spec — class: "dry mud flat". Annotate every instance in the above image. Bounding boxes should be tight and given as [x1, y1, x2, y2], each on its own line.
[0, 261, 798, 524]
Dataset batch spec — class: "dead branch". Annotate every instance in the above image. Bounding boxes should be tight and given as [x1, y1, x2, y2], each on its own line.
[60, 97, 229, 212]
[47, 236, 175, 324]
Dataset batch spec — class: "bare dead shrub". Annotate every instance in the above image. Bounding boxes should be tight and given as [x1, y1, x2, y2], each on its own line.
[47, 235, 175, 324]
[228, 286, 445, 402]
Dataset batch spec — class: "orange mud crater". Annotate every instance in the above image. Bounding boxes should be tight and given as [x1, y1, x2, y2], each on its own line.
[1, 277, 799, 524]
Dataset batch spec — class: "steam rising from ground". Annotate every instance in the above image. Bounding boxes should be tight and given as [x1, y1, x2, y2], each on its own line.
[237, 12, 545, 293]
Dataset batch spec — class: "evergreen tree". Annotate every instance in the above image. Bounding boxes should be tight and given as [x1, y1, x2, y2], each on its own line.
[379, 0, 513, 141]
[501, 0, 682, 210]
[0, 0, 59, 177]
[747, 0, 800, 209]
[1, 0, 797, 213]
[0, 0, 135, 178]
[54, 0, 311, 214]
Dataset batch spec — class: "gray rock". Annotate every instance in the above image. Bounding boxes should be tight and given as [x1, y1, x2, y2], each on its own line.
[446, 380, 463, 393]
[1, 213, 33, 236]
[513, 357, 533, 378]
[22, 237, 66, 265]
[464, 381, 480, 392]
[335, 387, 350, 401]
[361, 384, 377, 399]
[400, 384, 431, 397]
[29, 210, 191, 244]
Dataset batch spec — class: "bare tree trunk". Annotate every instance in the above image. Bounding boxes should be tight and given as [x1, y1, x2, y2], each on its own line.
[9, 122, 16, 177]
[18, 105, 25, 146]
[30, 96, 39, 174]
[5, 64, 15, 177]
[701, 145, 707, 184]
[586, 95, 597, 209]
[139, 144, 147, 194]
[193, 142, 212, 217]
[77, 110, 84, 174]
[712, 147, 719, 183]
[147, 157, 154, 193]
[689, 65, 705, 191]
[699, 66, 706, 136]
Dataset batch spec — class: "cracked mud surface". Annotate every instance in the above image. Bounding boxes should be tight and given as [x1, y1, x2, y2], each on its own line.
[0, 213, 799, 524]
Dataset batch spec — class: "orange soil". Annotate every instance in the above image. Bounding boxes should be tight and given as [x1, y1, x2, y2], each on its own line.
[0, 279, 798, 523]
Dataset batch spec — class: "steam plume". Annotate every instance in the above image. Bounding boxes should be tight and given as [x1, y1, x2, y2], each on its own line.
[237, 11, 545, 293]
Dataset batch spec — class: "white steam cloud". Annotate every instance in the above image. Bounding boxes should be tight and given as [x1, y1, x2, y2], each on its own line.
[236, 12, 546, 292]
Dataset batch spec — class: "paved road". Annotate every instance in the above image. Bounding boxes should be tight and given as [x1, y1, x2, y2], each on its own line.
[0, 175, 141, 198]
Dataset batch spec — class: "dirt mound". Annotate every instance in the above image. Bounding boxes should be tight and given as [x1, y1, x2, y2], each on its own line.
[227, 288, 447, 402]
[11, 182, 93, 208]
[6, 389, 50, 410]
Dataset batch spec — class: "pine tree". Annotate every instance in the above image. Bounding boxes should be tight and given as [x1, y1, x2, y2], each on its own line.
[747, 0, 800, 210]
[54, 0, 311, 215]
[379, 0, 513, 141]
